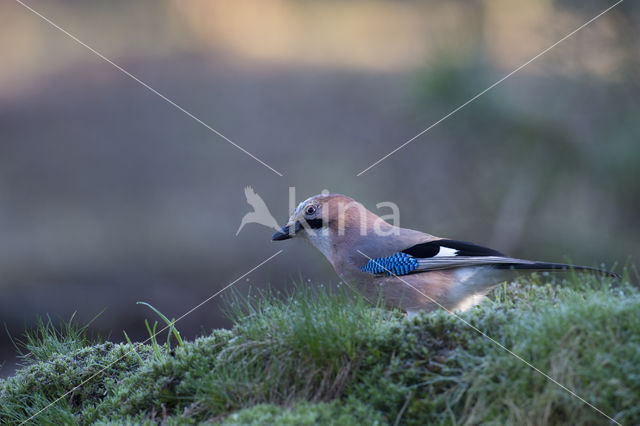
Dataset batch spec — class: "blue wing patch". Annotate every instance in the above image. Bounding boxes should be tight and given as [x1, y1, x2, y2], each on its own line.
[360, 252, 419, 276]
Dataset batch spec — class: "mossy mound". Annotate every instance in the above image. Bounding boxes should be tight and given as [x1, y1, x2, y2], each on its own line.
[1, 273, 639, 424]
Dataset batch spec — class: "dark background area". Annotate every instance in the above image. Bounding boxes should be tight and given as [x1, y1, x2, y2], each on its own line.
[1, 0, 639, 376]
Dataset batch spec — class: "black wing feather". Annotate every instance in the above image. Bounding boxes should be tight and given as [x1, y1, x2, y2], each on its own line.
[360, 239, 617, 277]
[402, 239, 504, 258]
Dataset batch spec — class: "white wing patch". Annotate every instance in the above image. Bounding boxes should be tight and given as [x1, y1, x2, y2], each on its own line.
[436, 247, 459, 257]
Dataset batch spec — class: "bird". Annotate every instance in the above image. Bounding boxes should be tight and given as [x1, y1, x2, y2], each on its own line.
[236, 186, 280, 236]
[271, 193, 615, 314]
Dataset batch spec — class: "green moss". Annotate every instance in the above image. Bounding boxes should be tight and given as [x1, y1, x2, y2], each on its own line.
[0, 342, 155, 425]
[88, 330, 234, 423]
[459, 291, 640, 424]
[1, 273, 639, 424]
[221, 400, 384, 426]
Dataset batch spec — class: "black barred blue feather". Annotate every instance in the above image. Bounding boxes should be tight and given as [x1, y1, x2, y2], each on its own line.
[360, 252, 419, 276]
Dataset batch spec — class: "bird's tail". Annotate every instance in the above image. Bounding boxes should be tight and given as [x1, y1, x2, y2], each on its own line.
[413, 256, 619, 278]
[493, 261, 619, 278]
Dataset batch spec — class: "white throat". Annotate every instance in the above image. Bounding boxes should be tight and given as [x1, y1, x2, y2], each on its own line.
[304, 229, 334, 262]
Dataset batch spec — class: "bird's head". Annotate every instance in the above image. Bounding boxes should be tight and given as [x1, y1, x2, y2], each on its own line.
[271, 193, 386, 242]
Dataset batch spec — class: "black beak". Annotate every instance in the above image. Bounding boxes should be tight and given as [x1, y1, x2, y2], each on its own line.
[271, 222, 301, 241]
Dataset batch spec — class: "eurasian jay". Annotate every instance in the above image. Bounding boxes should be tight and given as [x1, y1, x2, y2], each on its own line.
[272, 193, 615, 313]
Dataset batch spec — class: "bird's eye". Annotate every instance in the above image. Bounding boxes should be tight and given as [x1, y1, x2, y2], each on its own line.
[305, 205, 317, 215]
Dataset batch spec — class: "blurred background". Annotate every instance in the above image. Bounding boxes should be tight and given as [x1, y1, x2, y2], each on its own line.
[1, 0, 638, 376]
